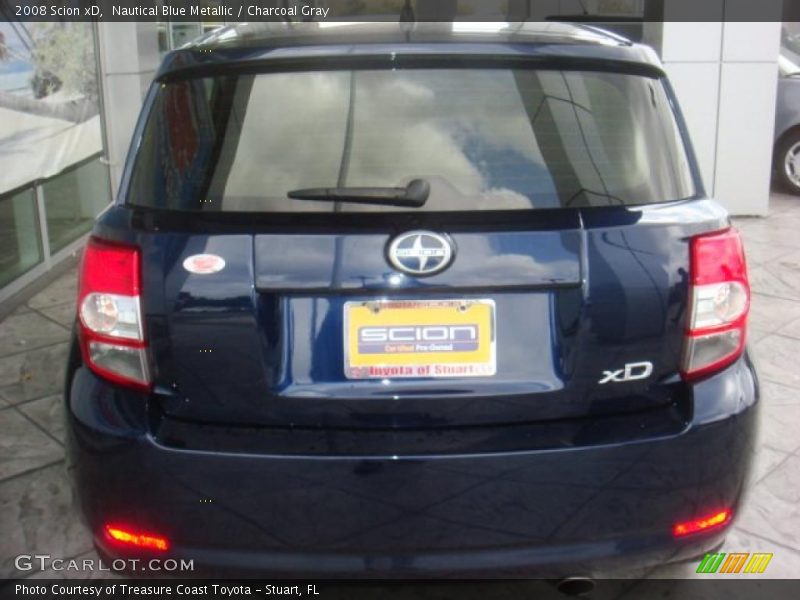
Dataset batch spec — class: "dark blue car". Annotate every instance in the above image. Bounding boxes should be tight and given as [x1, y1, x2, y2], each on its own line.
[65, 22, 758, 581]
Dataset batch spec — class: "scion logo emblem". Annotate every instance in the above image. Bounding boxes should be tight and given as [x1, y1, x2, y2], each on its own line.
[387, 231, 454, 276]
[599, 361, 654, 384]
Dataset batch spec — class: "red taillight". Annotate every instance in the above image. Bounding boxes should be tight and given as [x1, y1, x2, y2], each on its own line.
[681, 228, 749, 381]
[77, 237, 150, 391]
[673, 508, 733, 538]
[104, 524, 169, 552]
[80, 238, 141, 297]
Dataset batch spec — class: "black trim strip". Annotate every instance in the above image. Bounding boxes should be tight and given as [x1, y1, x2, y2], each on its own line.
[127, 205, 585, 234]
[157, 54, 665, 83]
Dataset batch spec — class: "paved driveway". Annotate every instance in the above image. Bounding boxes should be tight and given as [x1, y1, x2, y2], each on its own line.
[1, 192, 799, 585]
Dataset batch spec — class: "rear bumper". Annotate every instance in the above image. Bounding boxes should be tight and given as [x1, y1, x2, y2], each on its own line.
[66, 352, 759, 578]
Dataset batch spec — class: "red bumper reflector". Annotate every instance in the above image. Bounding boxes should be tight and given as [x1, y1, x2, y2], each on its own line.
[673, 508, 732, 538]
[104, 524, 169, 552]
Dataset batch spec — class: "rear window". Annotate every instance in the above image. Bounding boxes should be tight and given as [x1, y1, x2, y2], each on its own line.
[127, 68, 696, 212]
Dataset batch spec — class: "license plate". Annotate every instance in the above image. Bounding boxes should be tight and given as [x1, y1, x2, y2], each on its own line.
[344, 299, 496, 379]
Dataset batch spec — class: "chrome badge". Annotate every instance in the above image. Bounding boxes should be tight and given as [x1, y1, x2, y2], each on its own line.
[387, 231, 454, 277]
[598, 361, 654, 384]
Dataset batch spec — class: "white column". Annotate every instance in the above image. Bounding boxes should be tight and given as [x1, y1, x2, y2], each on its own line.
[648, 2, 781, 215]
[713, 20, 781, 215]
[96, 22, 160, 197]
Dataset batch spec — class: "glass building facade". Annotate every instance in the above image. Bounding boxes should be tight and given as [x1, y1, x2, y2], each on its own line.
[0, 21, 111, 301]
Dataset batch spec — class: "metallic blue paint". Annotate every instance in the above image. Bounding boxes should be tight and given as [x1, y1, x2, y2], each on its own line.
[89, 200, 729, 430]
[66, 24, 758, 576]
[67, 352, 757, 576]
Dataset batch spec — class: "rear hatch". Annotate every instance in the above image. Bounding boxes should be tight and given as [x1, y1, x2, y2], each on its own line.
[121, 58, 709, 431]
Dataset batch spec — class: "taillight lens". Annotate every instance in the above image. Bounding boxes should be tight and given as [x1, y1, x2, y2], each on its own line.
[681, 228, 749, 381]
[77, 237, 150, 390]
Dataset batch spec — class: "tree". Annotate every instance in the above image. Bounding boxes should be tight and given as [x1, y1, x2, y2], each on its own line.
[0, 22, 98, 123]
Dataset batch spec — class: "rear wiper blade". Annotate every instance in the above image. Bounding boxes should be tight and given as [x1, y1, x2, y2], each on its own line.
[287, 179, 430, 208]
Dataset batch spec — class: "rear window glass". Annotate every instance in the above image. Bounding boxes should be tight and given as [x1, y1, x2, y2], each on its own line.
[127, 68, 696, 212]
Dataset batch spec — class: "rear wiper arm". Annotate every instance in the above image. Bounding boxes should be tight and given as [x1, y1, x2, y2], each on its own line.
[287, 179, 430, 208]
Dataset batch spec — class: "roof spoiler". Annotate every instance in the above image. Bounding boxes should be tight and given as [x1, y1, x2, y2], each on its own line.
[545, 16, 642, 44]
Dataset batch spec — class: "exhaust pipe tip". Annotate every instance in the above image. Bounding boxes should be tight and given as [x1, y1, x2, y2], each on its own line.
[554, 577, 596, 597]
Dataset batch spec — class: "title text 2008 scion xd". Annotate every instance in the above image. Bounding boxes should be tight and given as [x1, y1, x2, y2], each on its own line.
[66, 22, 758, 577]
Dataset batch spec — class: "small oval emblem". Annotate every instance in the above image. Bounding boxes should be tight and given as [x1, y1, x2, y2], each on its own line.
[387, 231, 454, 276]
[183, 254, 226, 275]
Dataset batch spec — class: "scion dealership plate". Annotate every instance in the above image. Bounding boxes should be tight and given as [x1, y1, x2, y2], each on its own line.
[344, 299, 496, 379]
